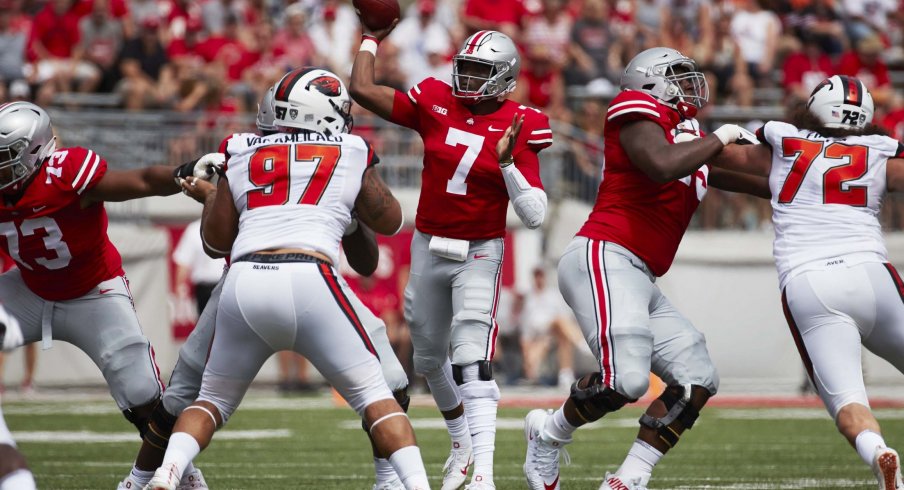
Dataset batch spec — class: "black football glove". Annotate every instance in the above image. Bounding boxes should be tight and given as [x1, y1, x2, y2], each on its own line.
[173, 159, 199, 181]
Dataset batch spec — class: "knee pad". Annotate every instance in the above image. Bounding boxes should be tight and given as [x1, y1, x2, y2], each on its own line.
[451, 361, 493, 385]
[459, 378, 500, 402]
[143, 401, 178, 451]
[639, 384, 703, 449]
[393, 388, 410, 413]
[569, 373, 631, 423]
[122, 399, 158, 438]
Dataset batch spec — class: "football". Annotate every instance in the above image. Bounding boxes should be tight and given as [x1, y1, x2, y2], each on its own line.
[353, 0, 400, 31]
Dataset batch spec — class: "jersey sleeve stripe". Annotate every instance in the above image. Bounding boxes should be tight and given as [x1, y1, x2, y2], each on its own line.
[71, 150, 95, 188]
[607, 99, 657, 112]
[530, 129, 552, 135]
[607, 107, 659, 121]
[77, 154, 101, 195]
[407, 90, 417, 104]
[528, 138, 553, 144]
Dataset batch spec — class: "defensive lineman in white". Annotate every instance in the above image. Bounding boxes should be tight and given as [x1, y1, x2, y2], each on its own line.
[145, 68, 430, 490]
[715, 74, 904, 490]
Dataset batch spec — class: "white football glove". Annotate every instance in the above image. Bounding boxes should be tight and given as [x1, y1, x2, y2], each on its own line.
[0, 303, 24, 351]
[713, 124, 756, 146]
[194, 153, 226, 185]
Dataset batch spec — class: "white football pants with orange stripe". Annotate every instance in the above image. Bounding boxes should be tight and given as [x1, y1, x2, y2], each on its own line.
[782, 261, 904, 418]
[196, 261, 394, 421]
[557, 237, 719, 400]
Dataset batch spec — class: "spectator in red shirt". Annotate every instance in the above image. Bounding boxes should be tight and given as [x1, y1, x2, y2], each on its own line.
[522, 0, 574, 69]
[27, 0, 100, 101]
[782, 33, 834, 103]
[272, 4, 320, 69]
[461, 0, 526, 40]
[836, 35, 893, 106]
[194, 14, 255, 82]
[512, 44, 569, 121]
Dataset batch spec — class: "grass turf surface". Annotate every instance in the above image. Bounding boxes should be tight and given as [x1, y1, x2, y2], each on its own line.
[4, 394, 900, 489]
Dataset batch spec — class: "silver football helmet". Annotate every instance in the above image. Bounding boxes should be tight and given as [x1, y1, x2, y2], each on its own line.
[452, 30, 520, 103]
[807, 75, 874, 129]
[620, 47, 709, 111]
[256, 85, 277, 134]
[0, 102, 56, 192]
[272, 67, 353, 136]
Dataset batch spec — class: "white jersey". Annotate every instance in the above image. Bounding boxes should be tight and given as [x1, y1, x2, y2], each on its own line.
[221, 131, 378, 264]
[758, 121, 904, 288]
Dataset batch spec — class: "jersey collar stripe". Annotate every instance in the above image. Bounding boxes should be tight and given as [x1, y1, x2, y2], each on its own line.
[465, 30, 489, 54]
[530, 129, 553, 135]
[528, 138, 553, 144]
[608, 99, 657, 112]
[607, 107, 659, 121]
[71, 150, 95, 188]
[77, 154, 101, 195]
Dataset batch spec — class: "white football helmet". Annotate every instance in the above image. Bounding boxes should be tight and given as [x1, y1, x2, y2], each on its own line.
[620, 47, 709, 111]
[256, 86, 277, 134]
[807, 75, 874, 129]
[272, 67, 352, 136]
[0, 102, 56, 192]
[452, 30, 520, 102]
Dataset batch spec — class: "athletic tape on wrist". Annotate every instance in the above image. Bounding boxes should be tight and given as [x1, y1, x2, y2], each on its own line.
[360, 38, 379, 56]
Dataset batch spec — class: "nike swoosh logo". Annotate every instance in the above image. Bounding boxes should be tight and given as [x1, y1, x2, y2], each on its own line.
[32, 206, 47, 212]
[488, 126, 504, 132]
[460, 467, 468, 476]
[473, 254, 488, 259]
[99, 288, 114, 294]
[544, 476, 559, 490]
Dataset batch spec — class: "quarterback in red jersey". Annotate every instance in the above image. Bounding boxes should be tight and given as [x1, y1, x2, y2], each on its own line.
[521, 48, 768, 490]
[0, 102, 205, 488]
[352, 24, 552, 489]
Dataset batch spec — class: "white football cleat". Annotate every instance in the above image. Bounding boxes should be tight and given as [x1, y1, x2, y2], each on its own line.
[599, 472, 647, 490]
[177, 467, 208, 490]
[523, 409, 571, 490]
[373, 476, 405, 490]
[143, 464, 180, 490]
[463, 478, 495, 490]
[873, 448, 904, 490]
[441, 442, 473, 490]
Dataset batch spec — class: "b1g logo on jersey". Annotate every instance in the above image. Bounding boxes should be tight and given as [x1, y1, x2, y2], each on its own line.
[433, 105, 448, 116]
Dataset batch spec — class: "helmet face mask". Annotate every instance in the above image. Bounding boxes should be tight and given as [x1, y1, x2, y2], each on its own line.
[452, 31, 520, 103]
[621, 47, 709, 111]
[256, 86, 277, 134]
[0, 102, 56, 192]
[807, 75, 874, 130]
[271, 68, 353, 137]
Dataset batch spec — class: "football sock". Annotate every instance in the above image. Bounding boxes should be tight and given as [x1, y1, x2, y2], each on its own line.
[460, 377, 499, 483]
[128, 466, 154, 486]
[0, 469, 36, 490]
[374, 457, 398, 485]
[544, 406, 577, 441]
[423, 362, 462, 412]
[388, 445, 430, 489]
[616, 439, 663, 482]
[856, 430, 887, 466]
[445, 414, 472, 450]
[160, 432, 201, 481]
[182, 462, 198, 479]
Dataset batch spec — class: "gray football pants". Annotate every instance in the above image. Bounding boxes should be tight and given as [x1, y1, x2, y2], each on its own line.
[404, 230, 504, 374]
[0, 269, 163, 410]
[163, 267, 409, 415]
[557, 237, 719, 400]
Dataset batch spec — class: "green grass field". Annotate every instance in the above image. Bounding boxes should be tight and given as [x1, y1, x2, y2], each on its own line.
[4, 393, 900, 489]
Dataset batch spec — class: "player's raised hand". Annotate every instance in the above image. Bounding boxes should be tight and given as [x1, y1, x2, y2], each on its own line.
[359, 17, 399, 42]
[180, 176, 217, 203]
[497, 113, 525, 167]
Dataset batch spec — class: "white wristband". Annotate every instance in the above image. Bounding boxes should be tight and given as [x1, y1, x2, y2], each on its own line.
[360, 39, 378, 56]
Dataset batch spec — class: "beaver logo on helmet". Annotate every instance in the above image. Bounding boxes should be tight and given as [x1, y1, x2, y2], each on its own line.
[308, 76, 342, 97]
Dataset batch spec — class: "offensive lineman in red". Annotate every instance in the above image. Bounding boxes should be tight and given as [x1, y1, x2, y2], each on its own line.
[521, 48, 769, 490]
[351, 25, 552, 490]
[0, 102, 203, 488]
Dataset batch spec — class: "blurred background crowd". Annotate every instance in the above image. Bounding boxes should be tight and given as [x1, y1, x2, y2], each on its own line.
[1, 0, 903, 390]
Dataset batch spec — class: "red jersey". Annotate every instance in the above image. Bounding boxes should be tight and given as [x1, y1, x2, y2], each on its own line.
[577, 90, 708, 277]
[0, 147, 124, 300]
[390, 77, 552, 239]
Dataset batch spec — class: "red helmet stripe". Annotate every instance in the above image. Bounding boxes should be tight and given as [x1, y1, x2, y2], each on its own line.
[840, 75, 862, 107]
[465, 30, 489, 55]
[275, 68, 308, 102]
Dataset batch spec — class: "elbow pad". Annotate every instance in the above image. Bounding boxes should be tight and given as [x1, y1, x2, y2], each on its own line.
[501, 164, 547, 229]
